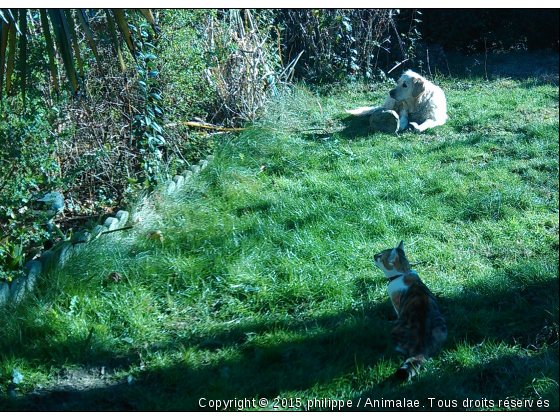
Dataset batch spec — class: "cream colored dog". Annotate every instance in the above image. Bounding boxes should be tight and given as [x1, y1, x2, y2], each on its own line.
[347, 70, 447, 133]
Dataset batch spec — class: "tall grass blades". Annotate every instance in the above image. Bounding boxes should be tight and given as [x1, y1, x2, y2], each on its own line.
[203, 10, 280, 125]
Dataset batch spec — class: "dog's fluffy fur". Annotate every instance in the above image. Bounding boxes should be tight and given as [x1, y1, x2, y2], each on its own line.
[347, 70, 447, 132]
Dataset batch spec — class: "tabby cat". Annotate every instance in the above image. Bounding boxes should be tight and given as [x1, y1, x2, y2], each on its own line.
[374, 240, 447, 380]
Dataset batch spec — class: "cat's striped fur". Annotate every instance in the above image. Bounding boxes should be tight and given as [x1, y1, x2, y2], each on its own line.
[374, 240, 447, 380]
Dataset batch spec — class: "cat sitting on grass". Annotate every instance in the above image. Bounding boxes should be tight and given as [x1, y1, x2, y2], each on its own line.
[374, 240, 447, 380]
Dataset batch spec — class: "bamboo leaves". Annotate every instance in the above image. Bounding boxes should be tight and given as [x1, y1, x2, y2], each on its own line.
[17, 9, 26, 104]
[105, 9, 127, 73]
[5, 18, 16, 96]
[0, 8, 156, 100]
[63, 10, 84, 79]
[0, 19, 8, 99]
[75, 9, 101, 66]
[39, 10, 59, 93]
[112, 9, 135, 57]
[47, 9, 78, 94]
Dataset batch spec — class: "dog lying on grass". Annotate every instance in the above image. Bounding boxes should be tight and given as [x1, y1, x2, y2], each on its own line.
[347, 70, 448, 133]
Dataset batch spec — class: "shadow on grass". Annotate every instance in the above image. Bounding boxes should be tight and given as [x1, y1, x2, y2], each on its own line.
[2, 272, 557, 411]
[0, 301, 395, 410]
[352, 348, 559, 412]
[336, 114, 373, 141]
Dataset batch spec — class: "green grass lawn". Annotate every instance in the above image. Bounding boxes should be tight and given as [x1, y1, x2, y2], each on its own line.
[1, 75, 558, 411]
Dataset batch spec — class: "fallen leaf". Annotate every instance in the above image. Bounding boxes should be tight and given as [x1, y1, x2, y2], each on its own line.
[147, 230, 164, 242]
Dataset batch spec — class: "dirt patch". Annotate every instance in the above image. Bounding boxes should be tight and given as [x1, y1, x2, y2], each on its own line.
[1, 366, 134, 411]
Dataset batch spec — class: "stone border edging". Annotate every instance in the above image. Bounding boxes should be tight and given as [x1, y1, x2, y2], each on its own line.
[0, 155, 214, 308]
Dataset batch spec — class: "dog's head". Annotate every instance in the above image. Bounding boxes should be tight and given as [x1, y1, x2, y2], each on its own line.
[389, 70, 426, 101]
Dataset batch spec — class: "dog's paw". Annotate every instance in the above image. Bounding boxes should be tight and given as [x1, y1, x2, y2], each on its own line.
[409, 122, 421, 132]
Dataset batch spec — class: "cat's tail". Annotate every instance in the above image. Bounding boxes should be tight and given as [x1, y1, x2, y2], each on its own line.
[345, 106, 382, 116]
[395, 355, 427, 381]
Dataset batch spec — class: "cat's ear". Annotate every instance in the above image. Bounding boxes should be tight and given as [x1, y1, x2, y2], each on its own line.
[389, 247, 399, 266]
[397, 240, 405, 252]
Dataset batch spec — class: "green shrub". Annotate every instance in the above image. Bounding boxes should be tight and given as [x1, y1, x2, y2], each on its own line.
[0, 96, 64, 280]
[157, 9, 219, 123]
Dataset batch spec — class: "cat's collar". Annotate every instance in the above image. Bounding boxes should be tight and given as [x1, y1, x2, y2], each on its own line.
[387, 270, 416, 282]
[387, 274, 404, 282]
